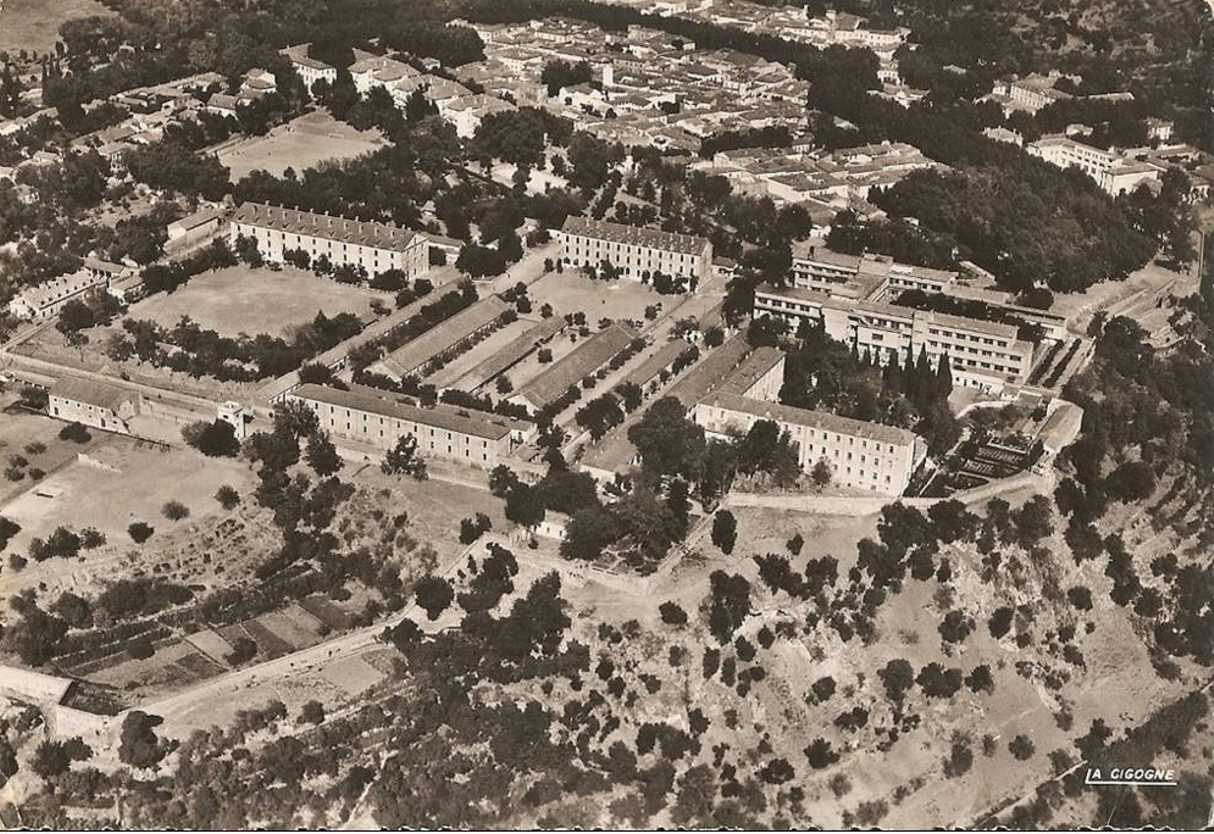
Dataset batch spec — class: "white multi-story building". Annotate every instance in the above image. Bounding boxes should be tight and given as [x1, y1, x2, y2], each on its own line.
[229, 203, 430, 279]
[557, 216, 713, 283]
[1026, 135, 1162, 196]
[687, 346, 924, 495]
[754, 285, 1035, 393]
[287, 382, 529, 469]
[279, 45, 338, 96]
[349, 54, 419, 96]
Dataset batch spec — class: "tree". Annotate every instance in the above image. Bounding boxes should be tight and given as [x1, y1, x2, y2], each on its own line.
[459, 513, 492, 544]
[628, 397, 706, 480]
[659, 601, 688, 626]
[706, 570, 750, 644]
[305, 431, 343, 477]
[561, 505, 622, 562]
[299, 700, 326, 726]
[989, 606, 1014, 638]
[1105, 460, 1156, 502]
[58, 422, 91, 443]
[215, 485, 240, 510]
[31, 738, 91, 779]
[965, 665, 995, 695]
[878, 658, 915, 702]
[181, 419, 240, 457]
[119, 711, 169, 770]
[505, 483, 546, 531]
[128, 521, 154, 543]
[805, 737, 839, 769]
[916, 663, 963, 699]
[811, 457, 832, 491]
[382, 435, 427, 479]
[1009, 735, 1035, 760]
[162, 500, 190, 521]
[414, 576, 455, 621]
[225, 636, 258, 665]
[711, 510, 738, 555]
[944, 738, 974, 778]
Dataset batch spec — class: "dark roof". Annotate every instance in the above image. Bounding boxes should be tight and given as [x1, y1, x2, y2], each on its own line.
[465, 317, 565, 392]
[664, 333, 752, 409]
[560, 216, 710, 256]
[376, 296, 510, 379]
[716, 347, 785, 397]
[620, 339, 693, 390]
[514, 323, 638, 410]
[172, 206, 228, 231]
[291, 382, 519, 440]
[49, 377, 138, 411]
[232, 202, 422, 253]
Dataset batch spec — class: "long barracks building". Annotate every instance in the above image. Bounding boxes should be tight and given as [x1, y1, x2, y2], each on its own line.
[557, 216, 713, 284]
[286, 382, 531, 469]
[230, 202, 430, 279]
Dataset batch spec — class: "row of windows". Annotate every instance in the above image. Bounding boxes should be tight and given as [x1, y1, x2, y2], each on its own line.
[565, 237, 698, 264]
[311, 403, 493, 448]
[805, 445, 897, 470]
[927, 328, 1007, 349]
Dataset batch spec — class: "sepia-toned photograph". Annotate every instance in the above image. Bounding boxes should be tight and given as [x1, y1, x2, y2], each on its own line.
[0, 0, 1210, 827]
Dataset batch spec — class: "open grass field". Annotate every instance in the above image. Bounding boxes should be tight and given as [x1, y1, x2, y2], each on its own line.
[125, 265, 382, 337]
[0, 438, 261, 606]
[0, 401, 101, 504]
[218, 110, 385, 181]
[529, 270, 668, 326]
[0, 0, 113, 55]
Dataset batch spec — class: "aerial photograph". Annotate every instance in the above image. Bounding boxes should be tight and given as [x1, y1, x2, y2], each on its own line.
[0, 0, 1210, 828]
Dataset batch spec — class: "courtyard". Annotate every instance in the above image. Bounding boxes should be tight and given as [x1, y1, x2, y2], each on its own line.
[218, 110, 386, 181]
[123, 264, 385, 337]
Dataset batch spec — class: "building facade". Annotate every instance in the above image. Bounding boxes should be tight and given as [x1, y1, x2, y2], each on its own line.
[8, 270, 109, 321]
[279, 45, 338, 95]
[754, 285, 1034, 392]
[684, 347, 923, 496]
[48, 378, 141, 434]
[230, 203, 430, 279]
[695, 394, 921, 495]
[557, 216, 713, 284]
[1026, 135, 1161, 196]
[287, 383, 526, 469]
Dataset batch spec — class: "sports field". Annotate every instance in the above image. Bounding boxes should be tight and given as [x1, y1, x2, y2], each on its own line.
[0, 0, 113, 55]
[218, 110, 385, 181]
[126, 265, 382, 337]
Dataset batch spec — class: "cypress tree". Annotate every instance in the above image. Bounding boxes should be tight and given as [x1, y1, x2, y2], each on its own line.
[936, 353, 954, 396]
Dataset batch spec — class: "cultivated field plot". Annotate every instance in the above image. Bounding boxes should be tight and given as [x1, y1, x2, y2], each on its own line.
[0, 0, 114, 55]
[528, 270, 667, 325]
[86, 639, 223, 695]
[124, 265, 382, 337]
[218, 110, 385, 181]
